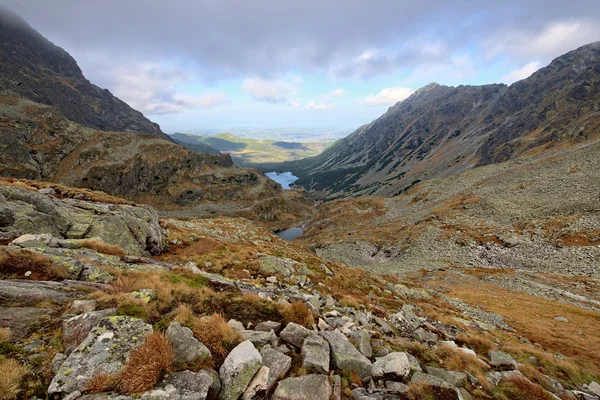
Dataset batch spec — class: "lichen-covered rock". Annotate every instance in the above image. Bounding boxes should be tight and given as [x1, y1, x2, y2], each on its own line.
[219, 340, 262, 400]
[425, 366, 467, 387]
[48, 316, 153, 395]
[279, 322, 312, 348]
[411, 372, 459, 399]
[272, 374, 332, 400]
[260, 345, 292, 392]
[371, 352, 410, 380]
[488, 351, 517, 370]
[130, 289, 157, 303]
[241, 365, 270, 400]
[62, 308, 117, 355]
[70, 300, 97, 314]
[241, 329, 276, 349]
[258, 255, 300, 277]
[254, 321, 282, 334]
[166, 322, 211, 367]
[350, 330, 373, 358]
[320, 331, 372, 381]
[301, 334, 330, 374]
[143, 370, 221, 400]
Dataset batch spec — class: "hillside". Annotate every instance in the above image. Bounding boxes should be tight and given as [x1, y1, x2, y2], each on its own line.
[0, 7, 169, 139]
[274, 42, 600, 200]
[171, 132, 334, 165]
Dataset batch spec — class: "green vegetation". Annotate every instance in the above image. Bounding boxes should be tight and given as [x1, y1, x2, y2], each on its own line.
[171, 132, 333, 165]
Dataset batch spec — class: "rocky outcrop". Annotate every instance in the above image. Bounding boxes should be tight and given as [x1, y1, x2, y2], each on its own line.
[0, 184, 163, 255]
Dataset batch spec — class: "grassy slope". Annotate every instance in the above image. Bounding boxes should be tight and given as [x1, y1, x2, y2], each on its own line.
[171, 132, 333, 165]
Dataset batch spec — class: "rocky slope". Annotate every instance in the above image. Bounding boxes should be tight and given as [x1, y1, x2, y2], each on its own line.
[0, 181, 598, 400]
[0, 7, 168, 139]
[274, 42, 600, 200]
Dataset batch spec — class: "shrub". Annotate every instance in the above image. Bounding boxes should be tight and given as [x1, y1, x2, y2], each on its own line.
[116, 332, 173, 394]
[0, 357, 29, 399]
[0, 248, 69, 280]
[280, 301, 315, 328]
[79, 240, 126, 260]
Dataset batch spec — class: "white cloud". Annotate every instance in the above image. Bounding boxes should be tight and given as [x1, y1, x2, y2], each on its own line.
[102, 63, 229, 115]
[502, 61, 541, 84]
[485, 19, 600, 61]
[329, 88, 347, 97]
[363, 86, 414, 106]
[305, 101, 335, 110]
[242, 77, 297, 103]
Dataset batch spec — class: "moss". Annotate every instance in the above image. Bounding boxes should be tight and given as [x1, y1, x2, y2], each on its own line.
[162, 272, 208, 288]
[117, 302, 149, 322]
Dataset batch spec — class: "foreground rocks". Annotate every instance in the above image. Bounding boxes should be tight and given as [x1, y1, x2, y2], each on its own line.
[219, 340, 262, 400]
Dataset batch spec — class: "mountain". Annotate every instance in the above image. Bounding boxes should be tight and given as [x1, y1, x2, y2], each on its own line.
[171, 132, 333, 165]
[171, 135, 222, 155]
[0, 7, 169, 140]
[275, 42, 600, 200]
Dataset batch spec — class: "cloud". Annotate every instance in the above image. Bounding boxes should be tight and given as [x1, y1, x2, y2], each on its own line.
[242, 77, 297, 103]
[329, 88, 347, 97]
[306, 101, 335, 110]
[502, 61, 541, 84]
[95, 63, 228, 115]
[363, 86, 414, 106]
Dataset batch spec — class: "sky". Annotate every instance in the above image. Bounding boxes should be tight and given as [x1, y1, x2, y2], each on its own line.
[3, 0, 600, 133]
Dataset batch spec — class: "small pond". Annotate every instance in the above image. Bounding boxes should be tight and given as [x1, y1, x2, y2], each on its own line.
[276, 227, 303, 241]
[265, 171, 298, 189]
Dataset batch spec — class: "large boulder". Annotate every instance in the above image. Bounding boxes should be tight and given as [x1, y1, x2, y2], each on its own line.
[488, 351, 517, 370]
[241, 365, 270, 400]
[139, 370, 221, 400]
[349, 330, 373, 358]
[258, 255, 302, 277]
[301, 334, 330, 374]
[279, 322, 313, 348]
[241, 329, 276, 349]
[411, 372, 459, 399]
[0, 184, 163, 256]
[166, 322, 211, 367]
[219, 340, 262, 400]
[371, 352, 411, 380]
[425, 366, 467, 387]
[320, 331, 372, 381]
[272, 374, 332, 400]
[48, 316, 153, 395]
[62, 308, 117, 354]
[260, 345, 292, 392]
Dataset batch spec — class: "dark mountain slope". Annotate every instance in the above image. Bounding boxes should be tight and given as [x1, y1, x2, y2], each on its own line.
[0, 7, 169, 139]
[275, 42, 600, 200]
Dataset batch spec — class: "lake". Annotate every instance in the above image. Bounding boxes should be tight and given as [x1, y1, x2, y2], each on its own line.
[276, 227, 303, 241]
[265, 171, 298, 189]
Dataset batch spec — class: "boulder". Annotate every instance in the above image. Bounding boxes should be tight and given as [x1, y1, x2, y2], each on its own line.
[425, 366, 467, 387]
[166, 322, 211, 367]
[0, 192, 15, 226]
[48, 316, 153, 395]
[70, 300, 97, 314]
[488, 351, 517, 370]
[219, 340, 262, 400]
[411, 372, 459, 399]
[52, 353, 67, 374]
[241, 329, 276, 349]
[272, 374, 332, 400]
[241, 365, 270, 400]
[301, 334, 330, 374]
[589, 382, 600, 396]
[486, 370, 525, 386]
[320, 331, 372, 381]
[279, 322, 313, 348]
[412, 327, 438, 344]
[11, 233, 59, 248]
[130, 289, 157, 303]
[62, 308, 117, 354]
[145, 370, 221, 400]
[350, 330, 373, 358]
[260, 345, 292, 392]
[0, 306, 54, 341]
[254, 321, 282, 334]
[258, 255, 299, 277]
[227, 319, 245, 332]
[371, 352, 411, 380]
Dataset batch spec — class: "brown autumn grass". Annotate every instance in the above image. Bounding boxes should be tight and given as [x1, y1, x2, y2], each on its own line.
[280, 301, 315, 328]
[0, 357, 29, 400]
[407, 382, 436, 400]
[78, 240, 126, 259]
[0, 248, 69, 280]
[456, 332, 496, 355]
[493, 376, 558, 400]
[0, 329, 10, 343]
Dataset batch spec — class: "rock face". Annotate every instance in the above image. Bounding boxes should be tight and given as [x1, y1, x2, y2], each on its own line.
[166, 322, 211, 366]
[48, 316, 153, 395]
[0, 7, 167, 138]
[320, 331, 372, 381]
[272, 374, 332, 400]
[276, 42, 600, 199]
[0, 184, 163, 256]
[218, 340, 262, 400]
[301, 334, 330, 374]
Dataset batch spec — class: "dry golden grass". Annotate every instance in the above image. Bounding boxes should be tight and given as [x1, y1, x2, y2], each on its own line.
[182, 312, 243, 365]
[280, 301, 315, 328]
[494, 376, 557, 400]
[116, 332, 173, 395]
[0, 329, 10, 343]
[0, 357, 29, 400]
[434, 344, 488, 377]
[78, 240, 126, 259]
[456, 332, 496, 355]
[84, 372, 117, 393]
[407, 382, 435, 400]
[0, 248, 69, 280]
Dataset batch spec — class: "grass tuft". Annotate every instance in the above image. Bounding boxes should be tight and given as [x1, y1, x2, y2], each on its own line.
[0, 248, 69, 280]
[0, 357, 29, 399]
[78, 240, 126, 259]
[280, 301, 315, 328]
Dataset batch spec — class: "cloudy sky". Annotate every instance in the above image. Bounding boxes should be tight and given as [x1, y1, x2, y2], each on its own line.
[3, 1, 600, 132]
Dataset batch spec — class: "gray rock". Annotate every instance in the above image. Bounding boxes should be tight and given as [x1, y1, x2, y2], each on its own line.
[301, 334, 330, 374]
[589, 382, 600, 396]
[166, 322, 211, 367]
[425, 366, 467, 387]
[411, 372, 459, 399]
[279, 322, 313, 348]
[385, 381, 408, 394]
[333, 375, 342, 400]
[48, 316, 153, 395]
[272, 374, 332, 400]
[130, 289, 157, 303]
[254, 321, 282, 334]
[142, 369, 221, 400]
[320, 331, 372, 381]
[350, 329, 373, 358]
[0, 192, 15, 226]
[258, 255, 299, 277]
[62, 308, 117, 355]
[371, 352, 410, 380]
[407, 353, 422, 372]
[219, 340, 262, 400]
[554, 316, 569, 323]
[486, 370, 525, 386]
[260, 345, 292, 392]
[52, 352, 67, 374]
[572, 391, 600, 400]
[70, 300, 96, 314]
[412, 327, 438, 344]
[352, 388, 405, 399]
[241, 329, 276, 349]
[0, 306, 54, 341]
[373, 316, 393, 335]
[241, 365, 270, 400]
[11, 233, 59, 248]
[227, 319, 245, 332]
[63, 391, 83, 400]
[488, 351, 517, 370]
